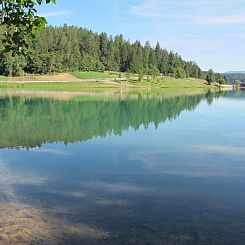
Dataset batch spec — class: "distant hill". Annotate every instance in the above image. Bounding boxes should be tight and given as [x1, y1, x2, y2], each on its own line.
[224, 72, 245, 83]
[225, 71, 245, 74]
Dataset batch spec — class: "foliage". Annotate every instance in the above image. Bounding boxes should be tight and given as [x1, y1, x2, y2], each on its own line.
[176, 67, 187, 79]
[0, 0, 56, 55]
[216, 76, 227, 85]
[138, 69, 144, 82]
[235, 80, 241, 88]
[2, 51, 26, 75]
[206, 69, 216, 85]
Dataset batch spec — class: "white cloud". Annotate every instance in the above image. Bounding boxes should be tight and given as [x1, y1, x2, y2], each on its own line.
[129, 0, 245, 26]
[40, 10, 72, 18]
[226, 32, 245, 39]
[129, 0, 161, 17]
[196, 14, 245, 25]
[129, 0, 223, 17]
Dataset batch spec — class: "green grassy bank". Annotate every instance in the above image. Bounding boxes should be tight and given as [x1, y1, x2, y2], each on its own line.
[0, 75, 217, 91]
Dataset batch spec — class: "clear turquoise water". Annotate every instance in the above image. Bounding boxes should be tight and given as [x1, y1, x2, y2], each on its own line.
[0, 90, 245, 244]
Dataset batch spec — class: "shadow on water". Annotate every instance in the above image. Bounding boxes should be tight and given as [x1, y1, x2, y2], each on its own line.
[2, 89, 245, 245]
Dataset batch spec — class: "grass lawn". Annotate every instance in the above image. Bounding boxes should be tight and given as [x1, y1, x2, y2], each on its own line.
[70, 71, 115, 79]
[0, 81, 122, 92]
[128, 77, 213, 88]
[0, 73, 218, 91]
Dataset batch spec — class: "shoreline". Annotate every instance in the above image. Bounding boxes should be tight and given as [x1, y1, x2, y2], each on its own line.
[0, 73, 234, 90]
[0, 80, 218, 90]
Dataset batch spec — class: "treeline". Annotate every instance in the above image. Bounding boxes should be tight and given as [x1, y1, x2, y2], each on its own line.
[0, 25, 226, 83]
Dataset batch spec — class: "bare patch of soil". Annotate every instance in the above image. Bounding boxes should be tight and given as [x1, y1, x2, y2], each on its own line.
[3, 73, 81, 82]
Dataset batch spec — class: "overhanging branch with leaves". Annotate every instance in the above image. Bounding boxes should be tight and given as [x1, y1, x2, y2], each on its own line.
[0, 0, 56, 55]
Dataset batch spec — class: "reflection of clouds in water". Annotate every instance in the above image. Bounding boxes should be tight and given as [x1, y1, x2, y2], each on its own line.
[0, 161, 18, 202]
[195, 145, 245, 155]
[84, 181, 151, 193]
[129, 149, 245, 178]
[222, 133, 245, 139]
[29, 147, 69, 156]
[93, 198, 128, 206]
[0, 159, 110, 244]
[47, 190, 88, 199]
[46, 188, 129, 207]
[211, 98, 245, 109]
[0, 158, 49, 204]
[0, 160, 48, 186]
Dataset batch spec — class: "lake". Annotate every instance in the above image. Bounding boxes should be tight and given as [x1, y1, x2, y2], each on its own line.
[0, 89, 244, 245]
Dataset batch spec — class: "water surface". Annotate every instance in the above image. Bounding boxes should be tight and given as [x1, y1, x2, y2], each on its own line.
[0, 90, 244, 245]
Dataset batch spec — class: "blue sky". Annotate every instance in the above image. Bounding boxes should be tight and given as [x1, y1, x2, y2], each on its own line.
[39, 0, 245, 72]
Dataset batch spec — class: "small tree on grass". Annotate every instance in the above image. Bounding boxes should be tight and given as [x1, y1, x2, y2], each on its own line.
[147, 75, 151, 83]
[138, 69, 144, 82]
[3, 51, 26, 76]
[126, 71, 132, 82]
[216, 77, 227, 85]
[176, 67, 187, 79]
[206, 69, 216, 85]
[148, 66, 160, 78]
[235, 80, 241, 88]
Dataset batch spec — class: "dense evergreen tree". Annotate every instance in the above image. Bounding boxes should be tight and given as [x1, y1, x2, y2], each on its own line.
[206, 69, 216, 85]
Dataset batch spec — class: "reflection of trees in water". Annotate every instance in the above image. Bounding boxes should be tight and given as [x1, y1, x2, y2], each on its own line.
[205, 90, 227, 105]
[0, 91, 225, 149]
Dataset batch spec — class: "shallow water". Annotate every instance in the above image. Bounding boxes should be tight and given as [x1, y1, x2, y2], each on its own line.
[0, 90, 244, 244]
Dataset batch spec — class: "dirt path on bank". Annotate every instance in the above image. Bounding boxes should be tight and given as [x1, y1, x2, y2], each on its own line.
[1, 73, 81, 82]
[0, 73, 136, 83]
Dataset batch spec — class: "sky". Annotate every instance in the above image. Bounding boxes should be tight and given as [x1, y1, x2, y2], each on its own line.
[38, 0, 245, 73]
